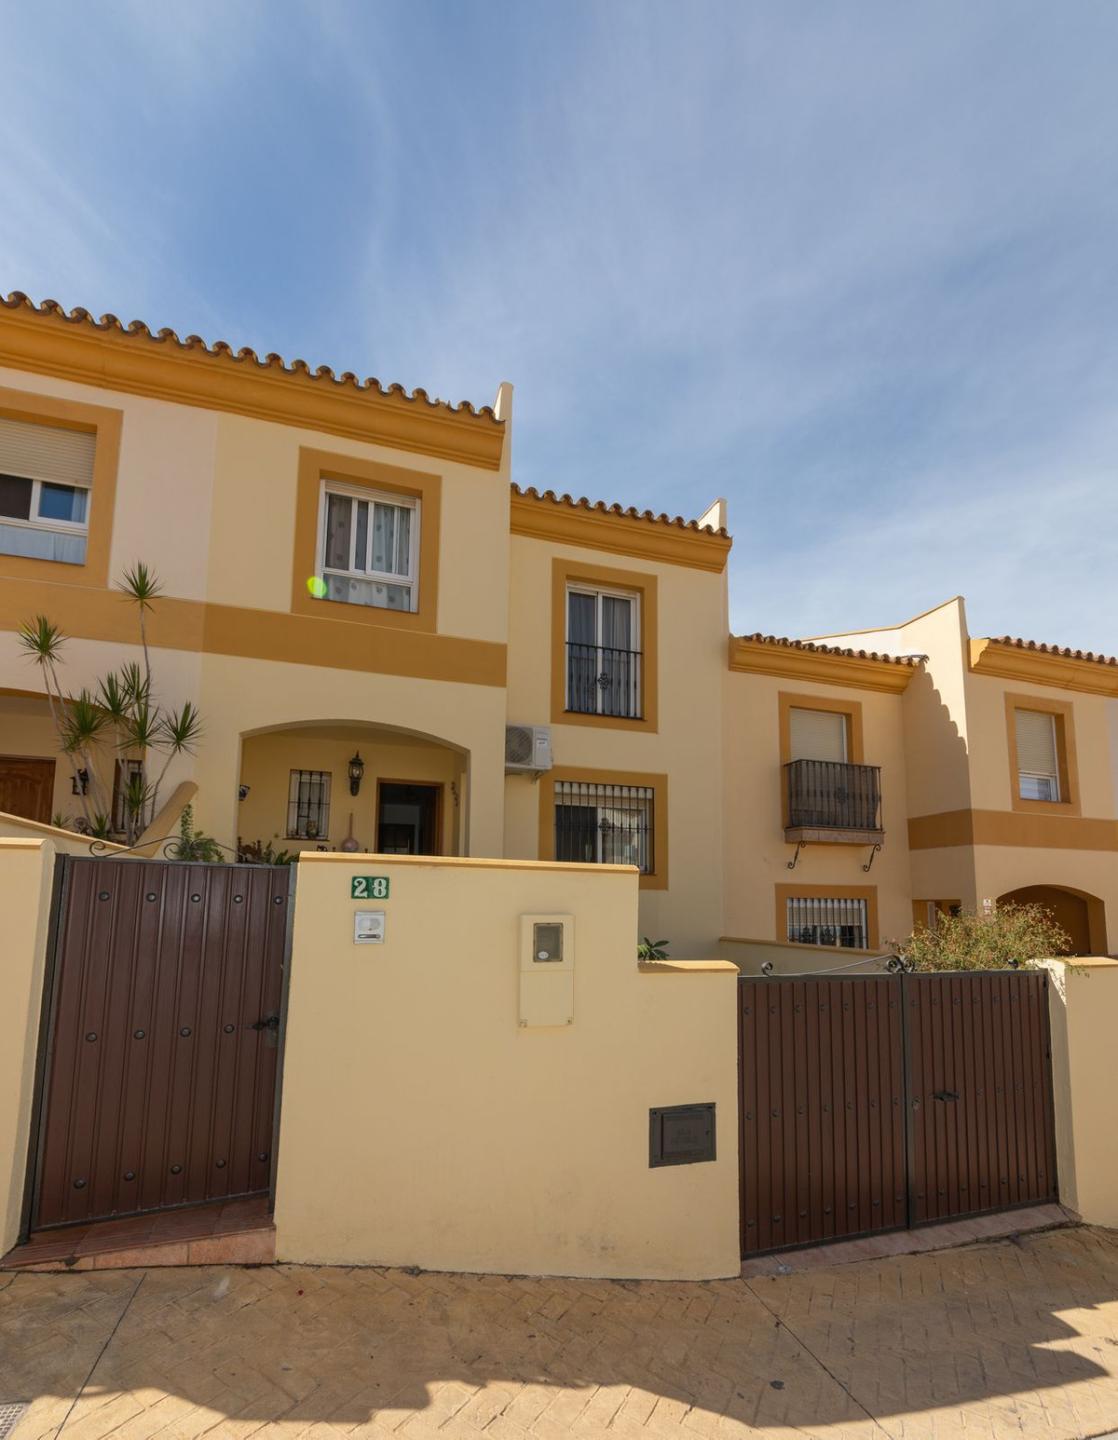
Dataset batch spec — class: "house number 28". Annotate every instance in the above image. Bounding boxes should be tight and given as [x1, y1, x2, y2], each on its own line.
[351, 876, 390, 900]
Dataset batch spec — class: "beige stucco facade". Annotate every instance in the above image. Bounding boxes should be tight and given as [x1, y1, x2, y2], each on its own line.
[0, 838, 56, 1254]
[1040, 958, 1118, 1229]
[275, 853, 740, 1279]
[1, 300, 1116, 964]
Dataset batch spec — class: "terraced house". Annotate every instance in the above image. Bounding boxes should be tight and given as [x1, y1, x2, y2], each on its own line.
[1, 291, 1116, 964]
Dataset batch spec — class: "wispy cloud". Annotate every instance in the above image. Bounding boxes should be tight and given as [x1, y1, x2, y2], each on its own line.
[1, 1, 1116, 650]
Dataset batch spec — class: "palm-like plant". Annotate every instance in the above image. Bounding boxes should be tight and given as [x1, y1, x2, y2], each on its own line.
[18, 616, 91, 808]
[17, 564, 206, 848]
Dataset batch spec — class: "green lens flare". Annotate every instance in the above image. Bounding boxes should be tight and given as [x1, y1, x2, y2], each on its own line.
[306, 576, 327, 599]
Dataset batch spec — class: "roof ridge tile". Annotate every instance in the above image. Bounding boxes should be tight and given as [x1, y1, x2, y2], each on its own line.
[1, 290, 501, 423]
[737, 632, 919, 667]
[510, 482, 728, 537]
[992, 635, 1117, 667]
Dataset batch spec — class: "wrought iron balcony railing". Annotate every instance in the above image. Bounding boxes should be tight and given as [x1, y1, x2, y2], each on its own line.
[565, 641, 643, 719]
[784, 758, 882, 835]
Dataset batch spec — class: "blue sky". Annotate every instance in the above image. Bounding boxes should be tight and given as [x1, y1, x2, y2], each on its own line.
[3, 2, 1117, 649]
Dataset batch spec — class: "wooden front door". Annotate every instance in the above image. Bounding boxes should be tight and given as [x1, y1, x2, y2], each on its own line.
[376, 781, 442, 855]
[0, 756, 55, 823]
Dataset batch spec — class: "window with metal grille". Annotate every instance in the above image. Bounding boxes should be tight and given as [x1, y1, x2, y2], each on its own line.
[111, 758, 144, 835]
[1015, 708, 1061, 801]
[287, 769, 331, 840]
[0, 414, 95, 564]
[565, 586, 642, 718]
[316, 481, 419, 613]
[786, 896, 869, 949]
[554, 780, 654, 873]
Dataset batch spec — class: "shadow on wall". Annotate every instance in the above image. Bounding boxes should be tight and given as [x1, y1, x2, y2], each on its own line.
[999, 884, 1107, 957]
[6, 1228, 1115, 1434]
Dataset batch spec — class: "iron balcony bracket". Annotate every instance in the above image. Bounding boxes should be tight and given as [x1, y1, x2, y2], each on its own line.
[786, 841, 807, 870]
[862, 842, 882, 873]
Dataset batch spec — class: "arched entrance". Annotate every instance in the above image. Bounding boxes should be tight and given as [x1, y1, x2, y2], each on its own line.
[997, 884, 1106, 956]
[237, 720, 469, 859]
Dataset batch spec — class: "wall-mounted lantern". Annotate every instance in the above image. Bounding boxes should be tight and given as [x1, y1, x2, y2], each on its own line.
[71, 769, 90, 796]
[238, 784, 251, 801]
[348, 752, 365, 797]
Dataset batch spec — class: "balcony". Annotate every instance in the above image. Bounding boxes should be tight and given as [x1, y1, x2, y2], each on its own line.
[784, 758, 884, 844]
[565, 641, 643, 719]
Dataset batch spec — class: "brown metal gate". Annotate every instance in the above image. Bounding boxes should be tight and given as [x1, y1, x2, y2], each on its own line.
[27, 856, 292, 1233]
[905, 971, 1057, 1225]
[739, 970, 1057, 1256]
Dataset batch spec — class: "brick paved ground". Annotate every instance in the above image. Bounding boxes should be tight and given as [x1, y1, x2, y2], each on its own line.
[2, 1226, 1118, 1439]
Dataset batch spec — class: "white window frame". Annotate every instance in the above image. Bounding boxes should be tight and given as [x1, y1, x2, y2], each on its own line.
[1016, 710, 1061, 803]
[565, 584, 641, 715]
[0, 475, 91, 538]
[314, 480, 420, 613]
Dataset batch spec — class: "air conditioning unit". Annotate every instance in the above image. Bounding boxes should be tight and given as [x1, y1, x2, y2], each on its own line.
[505, 724, 553, 775]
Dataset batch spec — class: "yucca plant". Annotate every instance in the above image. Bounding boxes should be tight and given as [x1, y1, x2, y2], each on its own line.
[17, 563, 204, 846]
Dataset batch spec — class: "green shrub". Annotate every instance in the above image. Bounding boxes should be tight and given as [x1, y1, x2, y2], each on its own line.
[893, 902, 1071, 972]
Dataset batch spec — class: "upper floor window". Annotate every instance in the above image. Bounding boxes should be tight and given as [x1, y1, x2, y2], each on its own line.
[1015, 708, 1061, 802]
[0, 416, 94, 565]
[788, 705, 848, 763]
[317, 482, 418, 613]
[565, 585, 642, 718]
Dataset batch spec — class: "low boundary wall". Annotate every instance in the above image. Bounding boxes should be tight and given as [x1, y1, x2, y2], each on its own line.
[274, 853, 741, 1280]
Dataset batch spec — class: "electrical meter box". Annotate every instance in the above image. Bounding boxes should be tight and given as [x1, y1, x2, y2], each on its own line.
[518, 913, 574, 1027]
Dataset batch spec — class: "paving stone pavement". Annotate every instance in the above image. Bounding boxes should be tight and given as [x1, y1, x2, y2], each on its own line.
[2, 1226, 1118, 1439]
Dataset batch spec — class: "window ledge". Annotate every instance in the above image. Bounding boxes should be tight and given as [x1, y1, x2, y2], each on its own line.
[638, 960, 739, 974]
[784, 826, 884, 846]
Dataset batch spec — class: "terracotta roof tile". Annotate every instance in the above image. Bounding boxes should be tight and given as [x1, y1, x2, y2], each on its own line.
[738, 633, 922, 667]
[991, 635, 1118, 668]
[511, 483, 728, 536]
[0, 291, 501, 422]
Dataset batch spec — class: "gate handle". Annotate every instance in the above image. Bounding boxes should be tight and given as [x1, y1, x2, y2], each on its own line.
[933, 1089, 960, 1102]
[251, 1014, 280, 1032]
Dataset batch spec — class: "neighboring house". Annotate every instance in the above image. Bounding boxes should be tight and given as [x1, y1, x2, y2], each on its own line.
[0, 293, 1115, 960]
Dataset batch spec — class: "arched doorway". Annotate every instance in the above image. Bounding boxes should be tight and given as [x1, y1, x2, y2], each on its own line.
[997, 884, 1106, 956]
[237, 720, 469, 859]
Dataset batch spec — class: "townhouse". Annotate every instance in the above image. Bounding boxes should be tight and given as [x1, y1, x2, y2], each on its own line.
[1, 292, 1115, 963]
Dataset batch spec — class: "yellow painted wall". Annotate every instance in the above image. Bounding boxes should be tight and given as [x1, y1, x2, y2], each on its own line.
[1040, 959, 1118, 1227]
[718, 936, 890, 974]
[503, 535, 727, 954]
[0, 838, 55, 1253]
[965, 671, 1117, 817]
[239, 727, 464, 856]
[819, 600, 1118, 941]
[0, 812, 123, 854]
[0, 693, 116, 823]
[274, 853, 741, 1280]
[192, 653, 504, 856]
[206, 412, 510, 643]
[814, 599, 974, 821]
[722, 671, 913, 956]
[0, 364, 219, 600]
